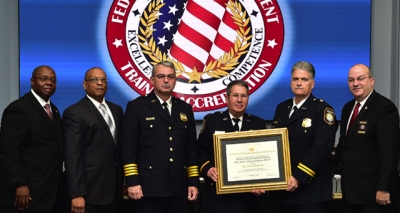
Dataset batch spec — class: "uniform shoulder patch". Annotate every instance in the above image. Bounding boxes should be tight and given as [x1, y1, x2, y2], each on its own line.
[324, 108, 335, 125]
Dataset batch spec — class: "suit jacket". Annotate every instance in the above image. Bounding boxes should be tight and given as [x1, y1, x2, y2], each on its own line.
[121, 91, 199, 197]
[0, 92, 64, 211]
[335, 90, 400, 205]
[62, 96, 123, 205]
[271, 94, 338, 205]
[197, 110, 267, 212]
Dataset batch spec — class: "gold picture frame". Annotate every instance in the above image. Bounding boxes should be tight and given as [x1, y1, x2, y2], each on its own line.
[213, 128, 291, 194]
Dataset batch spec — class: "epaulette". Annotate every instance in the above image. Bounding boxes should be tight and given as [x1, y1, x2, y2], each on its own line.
[132, 94, 149, 101]
[312, 97, 324, 103]
[172, 95, 184, 102]
[246, 113, 264, 120]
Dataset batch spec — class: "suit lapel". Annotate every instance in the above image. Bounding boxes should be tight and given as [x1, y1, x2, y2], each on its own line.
[241, 114, 253, 131]
[28, 92, 55, 129]
[346, 91, 376, 140]
[83, 97, 115, 142]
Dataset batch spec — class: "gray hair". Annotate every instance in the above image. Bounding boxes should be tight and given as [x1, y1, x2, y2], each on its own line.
[291, 61, 315, 79]
[151, 61, 176, 76]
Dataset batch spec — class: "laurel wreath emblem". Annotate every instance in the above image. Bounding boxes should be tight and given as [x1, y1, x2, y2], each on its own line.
[138, 0, 252, 83]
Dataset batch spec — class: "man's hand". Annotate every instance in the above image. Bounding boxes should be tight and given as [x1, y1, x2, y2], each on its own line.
[376, 190, 391, 205]
[128, 185, 143, 200]
[188, 186, 199, 201]
[286, 176, 299, 192]
[252, 189, 266, 196]
[14, 185, 31, 210]
[207, 167, 218, 182]
[71, 197, 85, 213]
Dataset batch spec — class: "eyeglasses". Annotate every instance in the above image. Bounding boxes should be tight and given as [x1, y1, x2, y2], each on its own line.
[85, 78, 108, 83]
[348, 76, 371, 83]
[291, 77, 310, 82]
[32, 76, 58, 83]
[153, 74, 176, 80]
[229, 94, 248, 100]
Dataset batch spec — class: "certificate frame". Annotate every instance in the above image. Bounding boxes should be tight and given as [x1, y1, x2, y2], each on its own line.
[213, 128, 291, 194]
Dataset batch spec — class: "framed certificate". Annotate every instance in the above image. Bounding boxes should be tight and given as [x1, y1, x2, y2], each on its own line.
[213, 128, 291, 194]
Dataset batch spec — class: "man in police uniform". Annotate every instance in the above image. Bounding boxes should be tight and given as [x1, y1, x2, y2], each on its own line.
[271, 61, 338, 213]
[121, 61, 199, 213]
[197, 80, 268, 213]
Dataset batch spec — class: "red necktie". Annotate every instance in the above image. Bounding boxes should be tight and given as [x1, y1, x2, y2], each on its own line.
[44, 104, 53, 121]
[347, 102, 360, 135]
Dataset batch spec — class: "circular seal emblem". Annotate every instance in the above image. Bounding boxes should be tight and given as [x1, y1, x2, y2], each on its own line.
[106, 0, 284, 111]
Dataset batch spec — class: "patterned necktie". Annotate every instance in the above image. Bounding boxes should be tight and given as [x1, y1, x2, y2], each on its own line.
[99, 104, 115, 141]
[44, 104, 53, 121]
[162, 102, 170, 118]
[232, 118, 240, 132]
[347, 102, 360, 135]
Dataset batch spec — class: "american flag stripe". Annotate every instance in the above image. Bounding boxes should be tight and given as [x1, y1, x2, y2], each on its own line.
[170, 32, 208, 70]
[221, 9, 238, 31]
[214, 0, 228, 7]
[177, 22, 213, 54]
[170, 0, 236, 75]
[187, 0, 223, 31]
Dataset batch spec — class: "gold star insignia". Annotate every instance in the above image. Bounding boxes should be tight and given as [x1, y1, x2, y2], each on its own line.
[187, 67, 202, 83]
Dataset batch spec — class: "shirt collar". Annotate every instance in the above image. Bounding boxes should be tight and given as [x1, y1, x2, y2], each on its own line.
[154, 93, 172, 106]
[31, 89, 51, 107]
[86, 94, 106, 108]
[292, 95, 309, 109]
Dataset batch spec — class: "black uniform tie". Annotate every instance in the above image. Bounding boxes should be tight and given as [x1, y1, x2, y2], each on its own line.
[162, 102, 170, 118]
[290, 106, 298, 118]
[232, 118, 240, 132]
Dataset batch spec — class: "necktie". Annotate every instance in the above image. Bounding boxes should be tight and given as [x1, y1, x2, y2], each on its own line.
[162, 102, 170, 118]
[99, 104, 115, 141]
[44, 104, 53, 121]
[232, 118, 240, 132]
[289, 106, 298, 118]
[347, 102, 360, 135]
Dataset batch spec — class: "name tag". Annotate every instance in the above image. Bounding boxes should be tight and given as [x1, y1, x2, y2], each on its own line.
[146, 117, 155, 121]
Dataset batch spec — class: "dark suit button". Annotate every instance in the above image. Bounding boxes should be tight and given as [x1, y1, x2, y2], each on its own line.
[170, 158, 173, 162]
[150, 125, 153, 128]
[149, 166, 152, 169]
[169, 126, 172, 130]
[169, 137, 173, 141]
[170, 147, 173, 151]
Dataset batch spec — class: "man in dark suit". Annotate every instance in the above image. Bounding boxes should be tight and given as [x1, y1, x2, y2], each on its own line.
[62, 67, 124, 213]
[196, 80, 268, 213]
[121, 61, 199, 213]
[335, 64, 400, 213]
[0, 65, 64, 213]
[271, 61, 338, 213]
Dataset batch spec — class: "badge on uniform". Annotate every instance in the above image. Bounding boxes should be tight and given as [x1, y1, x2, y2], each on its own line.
[302, 118, 312, 128]
[357, 121, 367, 134]
[180, 113, 188, 122]
[324, 108, 335, 125]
